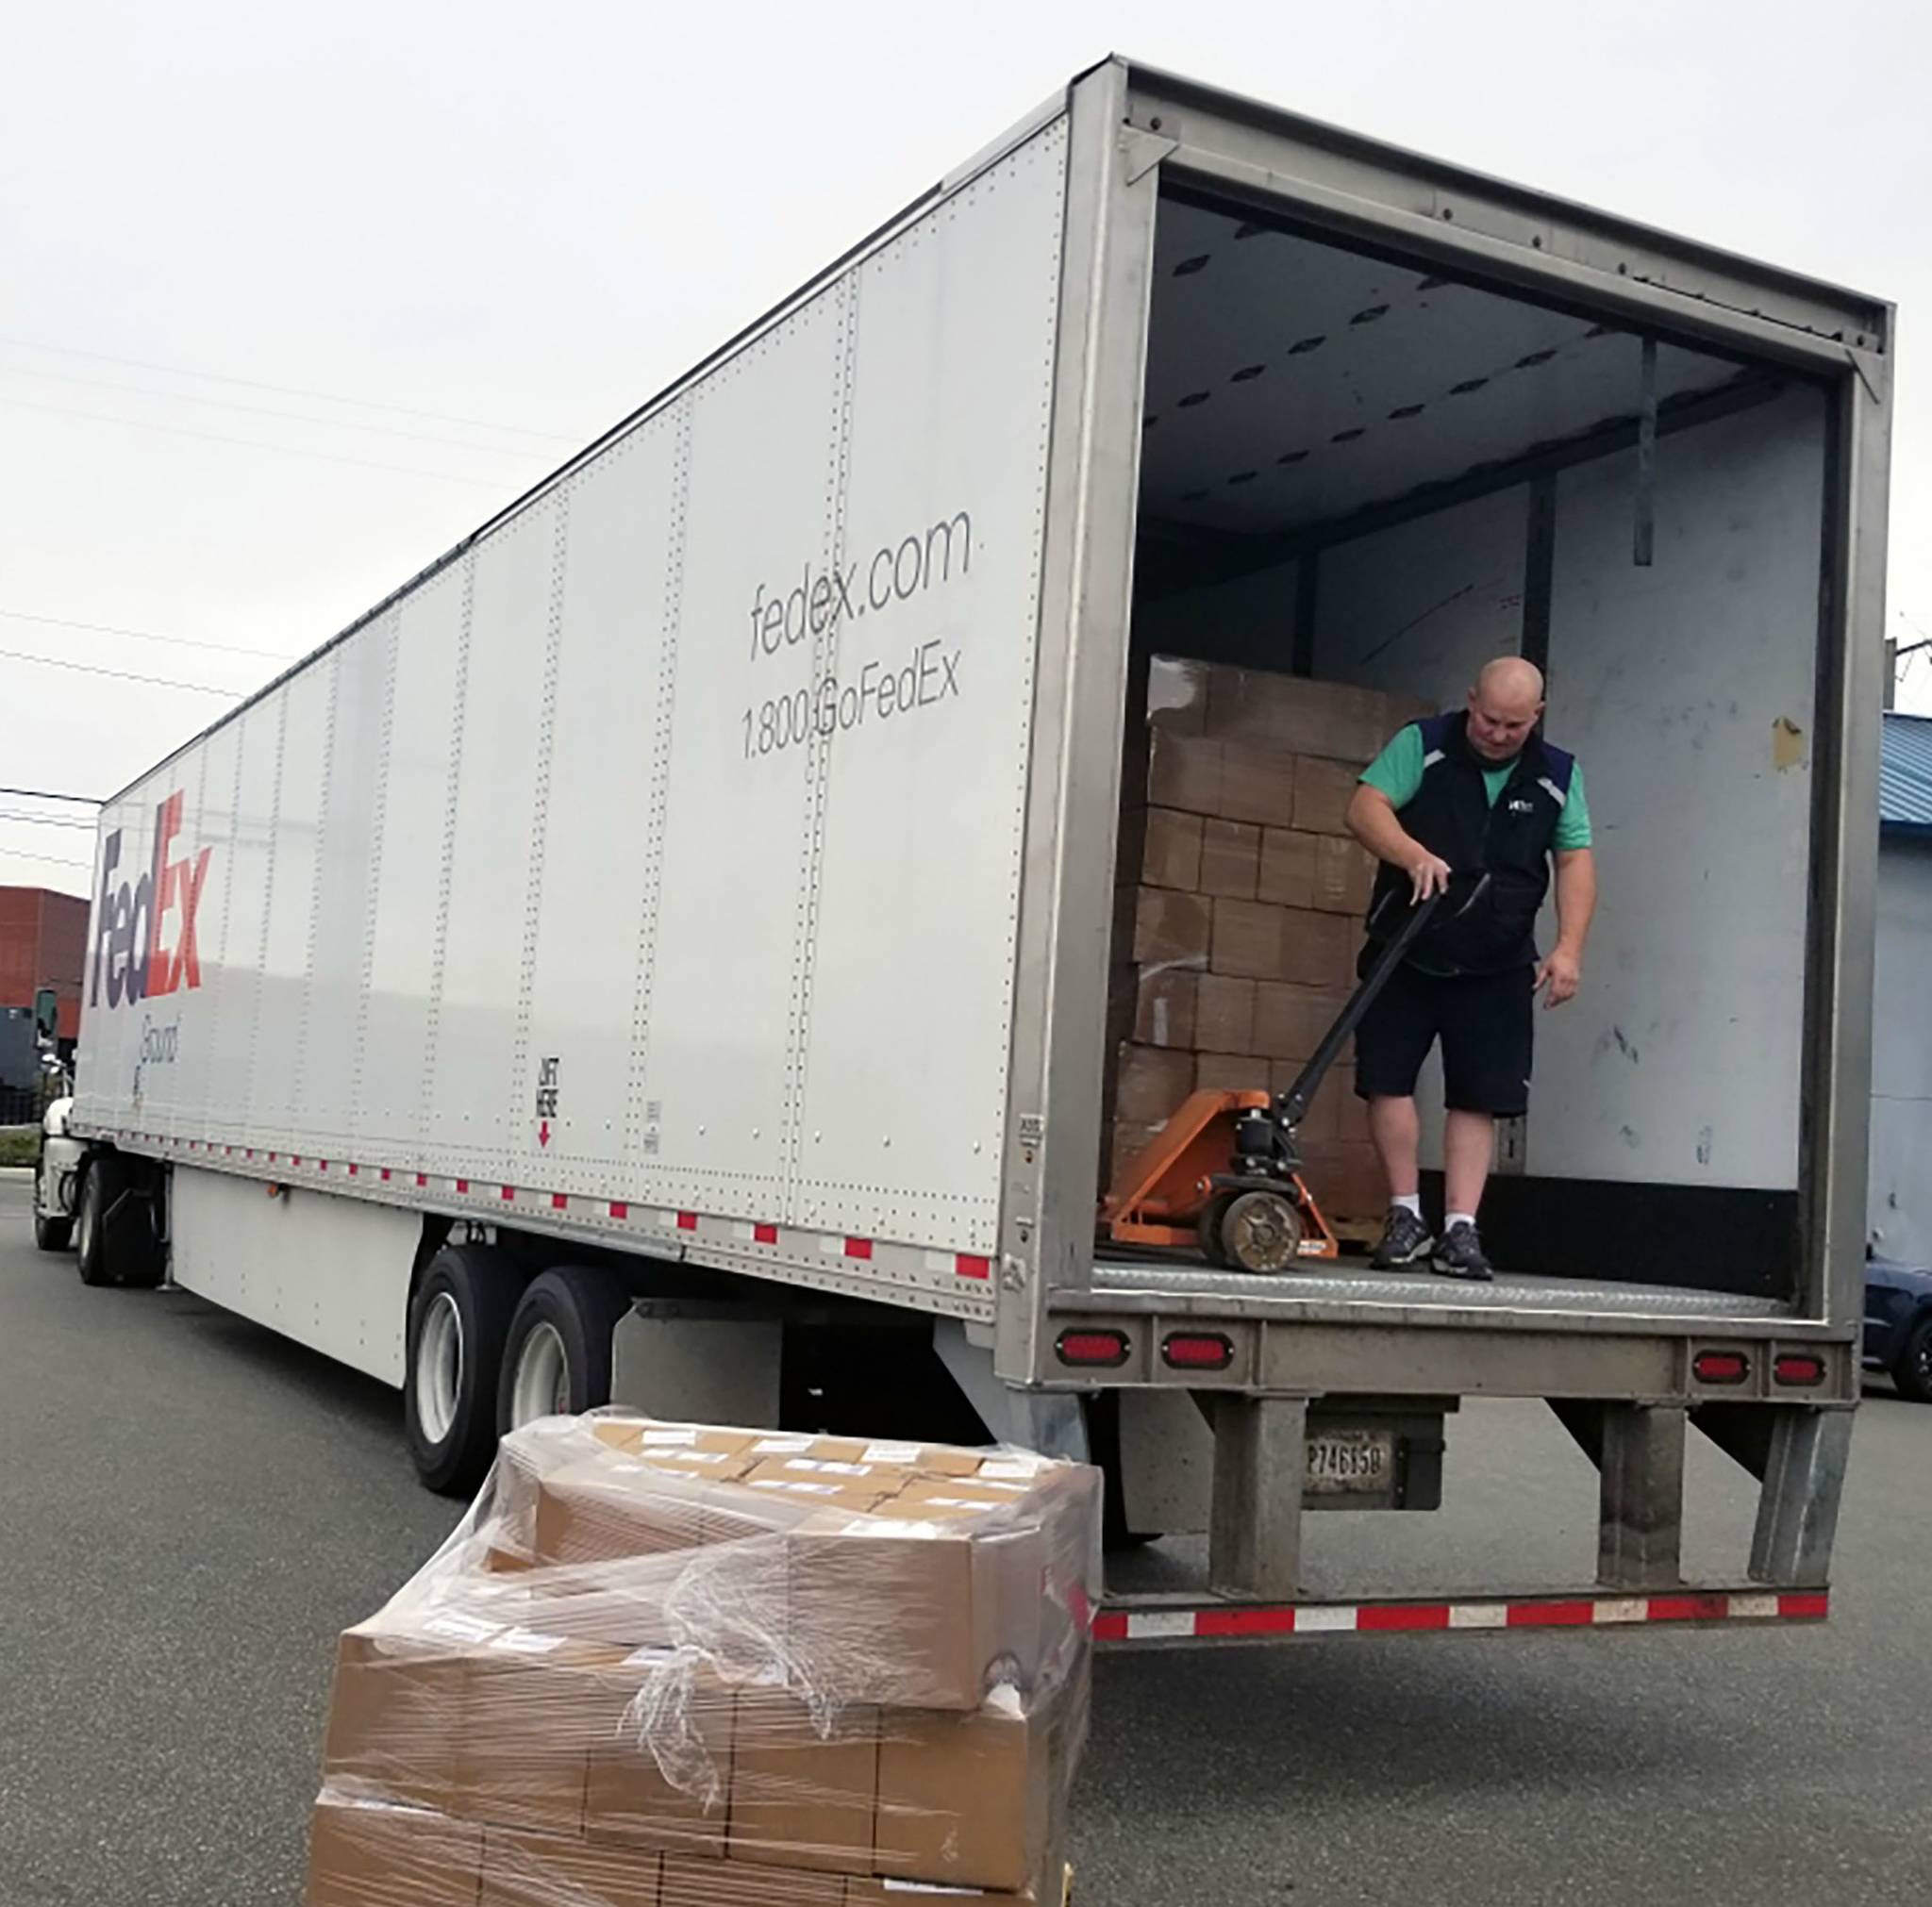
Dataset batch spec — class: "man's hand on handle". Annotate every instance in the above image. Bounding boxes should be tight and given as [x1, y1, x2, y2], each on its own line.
[1535, 945, 1582, 1008]
[1406, 847, 1454, 904]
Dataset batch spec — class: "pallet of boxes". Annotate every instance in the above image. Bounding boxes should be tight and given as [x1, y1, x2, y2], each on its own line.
[307, 1412, 1100, 1907]
[1104, 656, 1434, 1233]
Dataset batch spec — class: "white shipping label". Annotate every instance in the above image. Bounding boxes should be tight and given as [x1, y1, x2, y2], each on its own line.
[976, 1459, 1045, 1482]
[779, 1457, 870, 1477]
[423, 1612, 502, 1644]
[860, 1443, 924, 1465]
[491, 1628, 569, 1655]
[639, 1427, 701, 1446]
[750, 1436, 816, 1454]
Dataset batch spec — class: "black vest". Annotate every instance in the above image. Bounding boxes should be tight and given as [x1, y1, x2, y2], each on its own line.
[1365, 712, 1577, 975]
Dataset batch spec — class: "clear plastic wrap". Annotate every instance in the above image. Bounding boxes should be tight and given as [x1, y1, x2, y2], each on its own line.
[307, 1413, 1100, 1906]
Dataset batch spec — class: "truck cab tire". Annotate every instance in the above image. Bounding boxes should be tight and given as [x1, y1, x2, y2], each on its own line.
[406, 1244, 525, 1496]
[32, 1171, 73, 1253]
[497, 1266, 631, 1435]
[74, 1156, 162, 1287]
[1893, 1314, 1932, 1404]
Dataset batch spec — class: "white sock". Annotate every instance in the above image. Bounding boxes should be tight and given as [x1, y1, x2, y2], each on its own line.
[1391, 1193, 1423, 1219]
[1446, 1211, 1477, 1234]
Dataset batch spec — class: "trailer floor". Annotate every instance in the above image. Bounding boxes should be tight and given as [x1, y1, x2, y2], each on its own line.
[1086, 1254, 1790, 1320]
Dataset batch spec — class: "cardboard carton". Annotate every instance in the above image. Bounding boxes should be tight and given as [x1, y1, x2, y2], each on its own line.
[1210, 739, 1301, 830]
[583, 1650, 736, 1859]
[1202, 667, 1391, 763]
[1291, 755, 1359, 836]
[1198, 818, 1260, 900]
[727, 1684, 879, 1877]
[1311, 834, 1375, 916]
[1252, 984, 1355, 1063]
[660, 1853, 846, 1906]
[481, 1826, 661, 1906]
[454, 1635, 612, 1835]
[1144, 655, 1211, 734]
[308, 1795, 483, 1907]
[850, 1440, 985, 1480]
[874, 1692, 1056, 1895]
[1256, 828, 1317, 910]
[321, 1626, 468, 1815]
[1144, 730, 1223, 816]
[1194, 973, 1256, 1056]
[1138, 807, 1204, 889]
[1125, 967, 1198, 1050]
[1111, 1044, 1195, 1126]
[785, 1507, 1046, 1711]
[1196, 1053, 1267, 1095]
[1128, 887, 1211, 969]
[533, 1457, 713, 1566]
[1211, 902, 1352, 987]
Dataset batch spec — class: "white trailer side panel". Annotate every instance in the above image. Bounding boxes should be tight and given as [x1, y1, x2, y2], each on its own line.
[75, 117, 1070, 1311]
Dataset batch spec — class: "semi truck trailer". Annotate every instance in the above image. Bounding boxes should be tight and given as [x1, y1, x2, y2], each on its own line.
[45, 56, 1890, 1645]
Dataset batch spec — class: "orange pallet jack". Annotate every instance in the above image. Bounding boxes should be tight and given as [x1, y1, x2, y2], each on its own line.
[1100, 880, 1484, 1274]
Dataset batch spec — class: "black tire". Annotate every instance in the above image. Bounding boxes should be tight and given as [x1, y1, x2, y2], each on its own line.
[1222, 1188, 1305, 1274]
[1086, 1391, 1159, 1551]
[32, 1172, 73, 1253]
[405, 1244, 525, 1495]
[1196, 1193, 1234, 1268]
[73, 1155, 160, 1286]
[496, 1266, 631, 1435]
[1892, 1313, 1932, 1404]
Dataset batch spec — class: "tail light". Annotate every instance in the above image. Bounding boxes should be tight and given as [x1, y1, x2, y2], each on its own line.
[1774, 1353, 1825, 1387]
[1056, 1330, 1130, 1368]
[1162, 1332, 1235, 1371]
[1693, 1350, 1749, 1385]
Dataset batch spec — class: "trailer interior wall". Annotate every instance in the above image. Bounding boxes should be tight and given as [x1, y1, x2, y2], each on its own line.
[72, 115, 1076, 1336]
[1124, 188, 1833, 1298]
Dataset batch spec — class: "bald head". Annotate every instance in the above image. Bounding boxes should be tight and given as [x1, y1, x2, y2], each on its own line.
[1466, 655, 1545, 762]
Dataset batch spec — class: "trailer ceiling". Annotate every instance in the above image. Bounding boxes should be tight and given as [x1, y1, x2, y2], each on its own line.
[1138, 193, 1753, 540]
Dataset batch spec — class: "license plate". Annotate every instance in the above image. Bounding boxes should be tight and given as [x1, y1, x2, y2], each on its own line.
[1305, 1429, 1394, 1495]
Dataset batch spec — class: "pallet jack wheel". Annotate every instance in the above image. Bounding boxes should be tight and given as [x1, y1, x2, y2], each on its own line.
[1196, 1191, 1236, 1268]
[1221, 1188, 1306, 1274]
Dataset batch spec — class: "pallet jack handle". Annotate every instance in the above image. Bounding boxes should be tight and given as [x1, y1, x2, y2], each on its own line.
[1274, 873, 1492, 1130]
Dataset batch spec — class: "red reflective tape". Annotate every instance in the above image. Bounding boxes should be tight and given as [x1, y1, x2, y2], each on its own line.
[1647, 1593, 1732, 1624]
[416, 1173, 428, 1188]
[456, 1179, 470, 1194]
[1778, 1592, 1830, 1619]
[1506, 1600, 1596, 1628]
[1197, 1606, 1298, 1638]
[956, 1254, 992, 1280]
[1090, 1612, 1130, 1643]
[845, 1237, 874, 1260]
[1358, 1603, 1452, 1633]
[318, 1160, 329, 1172]
[500, 1186, 515, 1202]
[609, 1202, 628, 1219]
[291, 1156, 302, 1168]
[347, 1163, 358, 1176]
[676, 1212, 698, 1232]
[246, 1150, 255, 1159]
[552, 1193, 569, 1211]
[269, 1153, 277, 1163]
[754, 1222, 779, 1245]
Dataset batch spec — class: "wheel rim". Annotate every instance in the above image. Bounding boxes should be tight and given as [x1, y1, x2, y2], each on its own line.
[508, 1320, 570, 1429]
[415, 1291, 464, 1445]
[1224, 1192, 1304, 1274]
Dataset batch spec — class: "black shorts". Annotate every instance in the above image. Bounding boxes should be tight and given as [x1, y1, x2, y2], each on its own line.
[1354, 960, 1534, 1117]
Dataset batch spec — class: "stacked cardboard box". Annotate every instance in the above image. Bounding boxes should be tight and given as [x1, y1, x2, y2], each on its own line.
[308, 1414, 1099, 1907]
[1105, 656, 1434, 1224]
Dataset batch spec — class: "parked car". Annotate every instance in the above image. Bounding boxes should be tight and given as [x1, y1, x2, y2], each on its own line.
[1865, 1251, 1932, 1401]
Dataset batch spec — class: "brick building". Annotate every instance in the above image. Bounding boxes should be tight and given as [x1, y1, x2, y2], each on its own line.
[0, 886, 89, 1040]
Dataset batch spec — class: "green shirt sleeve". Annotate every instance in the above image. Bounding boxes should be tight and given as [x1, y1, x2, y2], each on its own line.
[1358, 723, 1425, 808]
[1554, 762, 1593, 852]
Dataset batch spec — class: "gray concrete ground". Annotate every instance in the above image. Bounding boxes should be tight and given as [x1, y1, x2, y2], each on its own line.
[1, 1168, 1927, 1906]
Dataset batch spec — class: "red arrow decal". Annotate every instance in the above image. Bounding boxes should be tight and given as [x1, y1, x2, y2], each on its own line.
[539, 1120, 551, 1148]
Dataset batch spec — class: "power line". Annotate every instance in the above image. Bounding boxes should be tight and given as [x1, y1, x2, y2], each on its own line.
[0, 337, 575, 442]
[0, 646, 238, 695]
[0, 607, 294, 662]
[0, 811, 96, 828]
[0, 394, 508, 488]
[0, 845, 91, 871]
[0, 786, 101, 804]
[2, 361, 549, 458]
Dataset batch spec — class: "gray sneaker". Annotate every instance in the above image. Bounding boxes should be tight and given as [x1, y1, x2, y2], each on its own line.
[1431, 1220, 1493, 1282]
[1371, 1205, 1434, 1269]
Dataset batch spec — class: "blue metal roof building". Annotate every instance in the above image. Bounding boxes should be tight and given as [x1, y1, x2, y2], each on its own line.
[1880, 710, 1932, 837]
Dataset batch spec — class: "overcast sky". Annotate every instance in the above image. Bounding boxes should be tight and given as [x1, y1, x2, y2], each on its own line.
[4, 0, 1926, 898]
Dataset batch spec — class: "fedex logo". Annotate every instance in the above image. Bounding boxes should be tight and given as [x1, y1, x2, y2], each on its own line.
[91, 791, 214, 1009]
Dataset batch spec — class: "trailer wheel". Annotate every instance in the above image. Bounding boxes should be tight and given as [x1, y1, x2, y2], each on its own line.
[498, 1267, 631, 1434]
[1893, 1314, 1932, 1404]
[74, 1155, 161, 1286]
[406, 1244, 524, 1496]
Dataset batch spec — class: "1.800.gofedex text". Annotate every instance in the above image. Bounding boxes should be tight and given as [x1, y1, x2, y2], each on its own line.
[741, 640, 959, 760]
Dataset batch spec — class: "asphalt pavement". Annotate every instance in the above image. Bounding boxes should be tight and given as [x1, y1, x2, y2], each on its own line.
[2, 1167, 1927, 1906]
